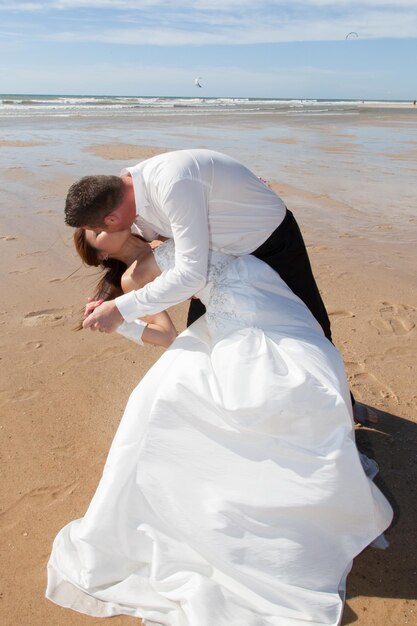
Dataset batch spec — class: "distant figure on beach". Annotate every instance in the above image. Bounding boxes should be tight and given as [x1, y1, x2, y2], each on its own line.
[46, 227, 392, 626]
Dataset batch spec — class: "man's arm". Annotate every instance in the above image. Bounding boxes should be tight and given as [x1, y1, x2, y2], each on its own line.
[83, 178, 210, 331]
[116, 177, 210, 322]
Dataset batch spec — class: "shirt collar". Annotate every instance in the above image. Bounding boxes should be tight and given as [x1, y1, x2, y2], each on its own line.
[120, 164, 149, 215]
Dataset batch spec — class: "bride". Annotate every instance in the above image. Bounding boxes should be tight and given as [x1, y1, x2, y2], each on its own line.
[46, 228, 392, 626]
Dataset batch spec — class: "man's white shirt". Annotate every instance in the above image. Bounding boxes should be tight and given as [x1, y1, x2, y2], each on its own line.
[116, 149, 286, 322]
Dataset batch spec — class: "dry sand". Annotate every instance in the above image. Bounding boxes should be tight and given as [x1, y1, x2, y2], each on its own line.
[0, 128, 416, 626]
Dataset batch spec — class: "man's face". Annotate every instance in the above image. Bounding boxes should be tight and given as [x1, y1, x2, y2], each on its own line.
[90, 219, 122, 234]
[84, 176, 136, 233]
[86, 179, 136, 233]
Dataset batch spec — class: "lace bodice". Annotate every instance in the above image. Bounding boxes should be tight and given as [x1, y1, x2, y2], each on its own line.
[152, 238, 180, 273]
[153, 239, 324, 337]
[153, 239, 238, 329]
[153, 239, 233, 284]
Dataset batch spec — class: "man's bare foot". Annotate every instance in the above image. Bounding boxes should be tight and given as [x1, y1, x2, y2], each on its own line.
[353, 401, 379, 426]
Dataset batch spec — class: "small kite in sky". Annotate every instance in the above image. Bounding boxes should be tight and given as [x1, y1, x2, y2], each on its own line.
[195, 77, 203, 88]
[345, 31, 359, 39]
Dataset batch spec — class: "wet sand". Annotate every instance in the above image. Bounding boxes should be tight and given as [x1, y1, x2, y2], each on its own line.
[1, 108, 416, 626]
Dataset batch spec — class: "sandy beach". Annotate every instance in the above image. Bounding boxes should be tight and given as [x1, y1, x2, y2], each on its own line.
[1, 104, 416, 625]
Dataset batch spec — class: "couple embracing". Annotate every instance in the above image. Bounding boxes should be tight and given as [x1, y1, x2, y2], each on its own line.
[46, 149, 392, 626]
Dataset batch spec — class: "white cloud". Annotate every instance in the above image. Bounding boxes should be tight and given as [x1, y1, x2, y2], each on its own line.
[1, 1, 417, 43]
[45, 11, 417, 45]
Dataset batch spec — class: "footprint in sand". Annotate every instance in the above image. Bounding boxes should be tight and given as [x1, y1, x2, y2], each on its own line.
[370, 302, 416, 336]
[0, 387, 39, 407]
[51, 440, 89, 458]
[0, 235, 17, 241]
[17, 341, 44, 369]
[0, 482, 78, 530]
[62, 344, 130, 367]
[345, 361, 398, 403]
[338, 233, 364, 239]
[336, 272, 353, 280]
[18, 250, 47, 258]
[307, 245, 329, 253]
[22, 307, 73, 327]
[378, 344, 416, 362]
[21, 340, 44, 352]
[9, 267, 36, 275]
[329, 310, 355, 320]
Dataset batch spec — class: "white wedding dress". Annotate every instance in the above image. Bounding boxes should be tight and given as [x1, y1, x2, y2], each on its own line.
[46, 240, 392, 626]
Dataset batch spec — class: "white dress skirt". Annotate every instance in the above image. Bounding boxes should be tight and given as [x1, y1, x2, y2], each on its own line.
[46, 240, 392, 626]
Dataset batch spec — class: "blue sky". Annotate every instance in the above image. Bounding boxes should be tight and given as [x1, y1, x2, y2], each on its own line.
[1, 1, 417, 99]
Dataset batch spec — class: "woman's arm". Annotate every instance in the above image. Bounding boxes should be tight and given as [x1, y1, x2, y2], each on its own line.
[141, 313, 177, 348]
[121, 251, 177, 349]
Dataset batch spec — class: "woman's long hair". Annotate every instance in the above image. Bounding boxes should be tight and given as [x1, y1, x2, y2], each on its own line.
[73, 228, 127, 328]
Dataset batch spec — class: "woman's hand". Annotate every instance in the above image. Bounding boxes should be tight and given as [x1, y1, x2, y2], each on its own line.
[83, 299, 124, 333]
[149, 239, 164, 249]
[84, 297, 104, 317]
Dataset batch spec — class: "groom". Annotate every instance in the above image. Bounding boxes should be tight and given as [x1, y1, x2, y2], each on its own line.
[65, 148, 332, 340]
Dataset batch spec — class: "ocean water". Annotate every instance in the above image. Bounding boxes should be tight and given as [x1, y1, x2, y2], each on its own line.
[1, 93, 415, 118]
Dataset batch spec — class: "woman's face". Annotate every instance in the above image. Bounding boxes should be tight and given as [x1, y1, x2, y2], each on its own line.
[85, 229, 131, 260]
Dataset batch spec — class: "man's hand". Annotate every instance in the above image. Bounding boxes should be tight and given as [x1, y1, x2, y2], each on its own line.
[82, 299, 124, 333]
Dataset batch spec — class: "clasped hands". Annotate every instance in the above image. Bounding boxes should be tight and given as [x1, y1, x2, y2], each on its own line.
[83, 297, 123, 333]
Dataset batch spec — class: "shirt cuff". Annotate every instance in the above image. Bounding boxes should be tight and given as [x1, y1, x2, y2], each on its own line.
[115, 291, 142, 322]
[116, 320, 147, 346]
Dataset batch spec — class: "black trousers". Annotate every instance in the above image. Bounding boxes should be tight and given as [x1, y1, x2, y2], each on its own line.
[187, 209, 332, 342]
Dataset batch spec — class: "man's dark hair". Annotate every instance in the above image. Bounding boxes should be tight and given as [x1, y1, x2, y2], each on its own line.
[64, 175, 125, 228]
